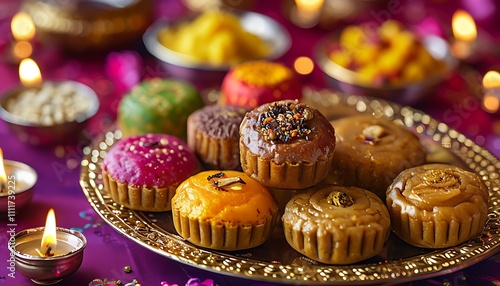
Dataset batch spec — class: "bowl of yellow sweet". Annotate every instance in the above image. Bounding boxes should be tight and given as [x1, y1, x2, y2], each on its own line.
[315, 20, 458, 105]
[143, 9, 291, 88]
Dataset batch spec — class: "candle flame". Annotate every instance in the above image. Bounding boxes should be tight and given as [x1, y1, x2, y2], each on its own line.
[482, 71, 500, 89]
[10, 12, 36, 41]
[40, 209, 57, 257]
[0, 149, 6, 193]
[295, 0, 325, 12]
[452, 10, 477, 42]
[19, 58, 42, 88]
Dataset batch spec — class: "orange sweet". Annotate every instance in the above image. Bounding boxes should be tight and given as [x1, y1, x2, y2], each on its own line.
[171, 170, 279, 250]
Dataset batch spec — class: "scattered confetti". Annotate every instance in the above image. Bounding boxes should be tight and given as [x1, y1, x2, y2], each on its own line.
[124, 266, 132, 273]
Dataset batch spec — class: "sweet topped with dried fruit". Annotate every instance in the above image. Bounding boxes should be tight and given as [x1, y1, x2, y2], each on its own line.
[282, 185, 391, 264]
[171, 170, 278, 250]
[329, 114, 426, 199]
[240, 100, 335, 189]
[257, 100, 314, 143]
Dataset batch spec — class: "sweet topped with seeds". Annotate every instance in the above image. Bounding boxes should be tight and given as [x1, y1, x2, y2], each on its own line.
[102, 134, 201, 212]
[258, 101, 315, 143]
[103, 134, 200, 187]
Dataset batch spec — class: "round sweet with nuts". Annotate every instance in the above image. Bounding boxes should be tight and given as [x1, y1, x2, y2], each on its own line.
[239, 100, 336, 189]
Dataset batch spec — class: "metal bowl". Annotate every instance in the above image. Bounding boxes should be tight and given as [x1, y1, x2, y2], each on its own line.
[21, 0, 153, 53]
[315, 34, 458, 105]
[0, 81, 100, 146]
[9, 227, 87, 285]
[0, 160, 37, 213]
[143, 10, 292, 88]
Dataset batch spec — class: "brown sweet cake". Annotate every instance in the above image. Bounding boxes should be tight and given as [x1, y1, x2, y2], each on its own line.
[282, 184, 391, 264]
[171, 170, 279, 251]
[102, 134, 201, 212]
[386, 163, 489, 249]
[239, 100, 336, 189]
[329, 114, 426, 199]
[187, 104, 248, 170]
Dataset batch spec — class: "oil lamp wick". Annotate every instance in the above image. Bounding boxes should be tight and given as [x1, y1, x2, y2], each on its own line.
[0, 182, 5, 193]
[44, 246, 55, 257]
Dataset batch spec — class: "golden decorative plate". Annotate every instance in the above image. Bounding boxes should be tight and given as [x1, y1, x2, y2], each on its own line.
[80, 88, 500, 285]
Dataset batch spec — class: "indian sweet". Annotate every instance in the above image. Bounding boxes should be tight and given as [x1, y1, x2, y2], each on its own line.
[386, 163, 489, 248]
[117, 78, 204, 140]
[282, 184, 391, 264]
[239, 100, 336, 189]
[219, 60, 303, 109]
[187, 104, 248, 170]
[171, 170, 279, 250]
[102, 133, 201, 212]
[329, 115, 426, 199]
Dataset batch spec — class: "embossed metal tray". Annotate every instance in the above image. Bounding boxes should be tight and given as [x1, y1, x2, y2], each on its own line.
[80, 89, 500, 285]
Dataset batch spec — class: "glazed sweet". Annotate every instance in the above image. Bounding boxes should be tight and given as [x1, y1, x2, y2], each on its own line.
[330, 114, 426, 199]
[220, 61, 303, 109]
[171, 170, 279, 250]
[386, 163, 489, 248]
[240, 100, 336, 189]
[187, 104, 248, 170]
[282, 185, 391, 264]
[118, 78, 204, 140]
[102, 134, 201, 212]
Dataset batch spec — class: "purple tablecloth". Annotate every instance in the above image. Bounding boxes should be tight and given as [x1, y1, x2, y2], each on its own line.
[1, 0, 500, 285]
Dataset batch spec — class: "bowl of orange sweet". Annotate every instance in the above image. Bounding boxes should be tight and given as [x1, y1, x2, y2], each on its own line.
[315, 20, 458, 105]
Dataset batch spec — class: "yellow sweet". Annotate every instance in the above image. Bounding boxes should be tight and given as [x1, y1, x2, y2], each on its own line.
[158, 10, 270, 66]
[379, 20, 404, 42]
[328, 20, 445, 87]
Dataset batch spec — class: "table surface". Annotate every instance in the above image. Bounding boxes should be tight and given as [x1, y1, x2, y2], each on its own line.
[1, 0, 500, 285]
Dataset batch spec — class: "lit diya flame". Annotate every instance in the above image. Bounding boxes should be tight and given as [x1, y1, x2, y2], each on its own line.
[451, 10, 477, 59]
[482, 71, 500, 113]
[295, 0, 325, 14]
[0, 148, 6, 193]
[38, 209, 57, 257]
[293, 0, 324, 27]
[19, 58, 42, 88]
[10, 12, 35, 59]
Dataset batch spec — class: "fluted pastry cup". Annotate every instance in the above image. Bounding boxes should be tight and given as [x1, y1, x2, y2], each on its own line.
[282, 185, 391, 264]
[386, 163, 489, 248]
[172, 170, 279, 251]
